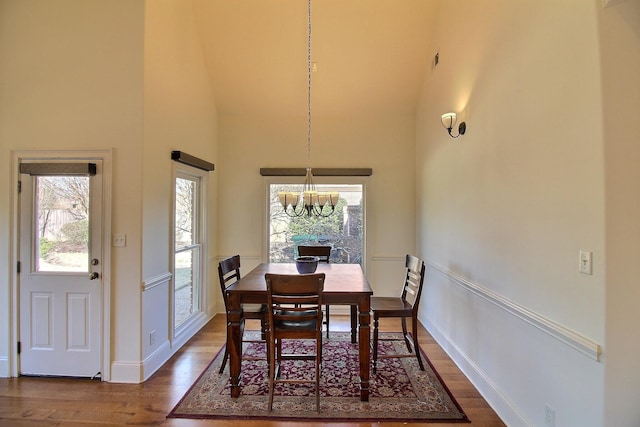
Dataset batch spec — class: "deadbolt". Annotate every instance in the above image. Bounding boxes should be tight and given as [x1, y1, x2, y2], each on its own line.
[91, 258, 99, 266]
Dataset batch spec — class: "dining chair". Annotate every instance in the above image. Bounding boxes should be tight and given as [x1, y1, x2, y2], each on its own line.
[217, 255, 267, 374]
[264, 272, 325, 412]
[297, 245, 333, 337]
[370, 254, 426, 374]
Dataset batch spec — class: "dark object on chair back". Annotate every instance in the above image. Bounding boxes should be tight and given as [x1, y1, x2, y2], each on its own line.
[217, 255, 266, 374]
[371, 254, 426, 374]
[264, 272, 325, 411]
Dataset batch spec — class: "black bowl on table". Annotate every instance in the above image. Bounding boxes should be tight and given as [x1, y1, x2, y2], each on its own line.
[295, 256, 319, 274]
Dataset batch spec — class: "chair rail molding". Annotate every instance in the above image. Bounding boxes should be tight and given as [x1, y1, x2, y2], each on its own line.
[426, 260, 602, 362]
[142, 272, 172, 292]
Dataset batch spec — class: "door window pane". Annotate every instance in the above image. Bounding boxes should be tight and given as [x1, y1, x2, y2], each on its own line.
[34, 176, 89, 272]
[268, 184, 364, 264]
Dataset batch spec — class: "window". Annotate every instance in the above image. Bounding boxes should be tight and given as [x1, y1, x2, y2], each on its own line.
[268, 181, 364, 265]
[174, 171, 204, 329]
[34, 175, 90, 272]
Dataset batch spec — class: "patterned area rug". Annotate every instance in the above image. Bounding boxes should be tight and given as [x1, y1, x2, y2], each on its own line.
[167, 331, 468, 422]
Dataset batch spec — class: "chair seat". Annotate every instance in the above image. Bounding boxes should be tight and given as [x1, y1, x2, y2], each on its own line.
[274, 319, 319, 330]
[370, 296, 412, 316]
[275, 309, 320, 330]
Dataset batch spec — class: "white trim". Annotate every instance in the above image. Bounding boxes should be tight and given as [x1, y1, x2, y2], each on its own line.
[0, 357, 8, 377]
[171, 164, 209, 345]
[142, 272, 172, 292]
[422, 316, 531, 426]
[110, 360, 143, 383]
[141, 340, 172, 381]
[10, 149, 113, 380]
[426, 260, 602, 362]
[370, 256, 405, 262]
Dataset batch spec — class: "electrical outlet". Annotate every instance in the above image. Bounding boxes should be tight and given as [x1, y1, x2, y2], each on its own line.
[113, 233, 126, 247]
[545, 404, 556, 427]
[579, 250, 592, 275]
[149, 330, 156, 345]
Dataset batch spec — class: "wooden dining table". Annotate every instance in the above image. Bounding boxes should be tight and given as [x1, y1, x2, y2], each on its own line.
[225, 262, 374, 401]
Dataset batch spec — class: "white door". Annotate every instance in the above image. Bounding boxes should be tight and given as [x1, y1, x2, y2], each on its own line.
[19, 161, 103, 377]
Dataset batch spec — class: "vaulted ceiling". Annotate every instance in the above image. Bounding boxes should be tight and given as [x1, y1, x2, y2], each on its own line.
[193, 0, 437, 117]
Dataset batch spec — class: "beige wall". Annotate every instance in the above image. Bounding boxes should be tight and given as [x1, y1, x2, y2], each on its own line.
[0, 0, 146, 378]
[0, 0, 219, 382]
[3, 1, 639, 424]
[216, 113, 417, 296]
[140, 0, 218, 376]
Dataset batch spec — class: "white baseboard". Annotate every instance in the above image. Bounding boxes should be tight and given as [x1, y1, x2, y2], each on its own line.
[422, 317, 529, 426]
[142, 340, 172, 381]
[0, 357, 8, 378]
[110, 360, 143, 383]
[111, 313, 211, 383]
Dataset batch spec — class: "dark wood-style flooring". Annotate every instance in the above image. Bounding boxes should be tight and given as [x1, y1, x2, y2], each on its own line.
[0, 314, 506, 426]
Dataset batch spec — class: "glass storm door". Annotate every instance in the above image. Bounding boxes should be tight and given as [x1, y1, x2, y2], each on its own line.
[19, 162, 102, 377]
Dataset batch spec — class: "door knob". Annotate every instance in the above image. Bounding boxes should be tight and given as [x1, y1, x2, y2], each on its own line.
[89, 272, 99, 280]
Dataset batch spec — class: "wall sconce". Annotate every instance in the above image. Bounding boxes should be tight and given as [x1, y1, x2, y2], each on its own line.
[441, 112, 467, 138]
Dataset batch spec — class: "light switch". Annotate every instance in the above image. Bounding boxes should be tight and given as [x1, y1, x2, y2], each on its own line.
[579, 251, 592, 275]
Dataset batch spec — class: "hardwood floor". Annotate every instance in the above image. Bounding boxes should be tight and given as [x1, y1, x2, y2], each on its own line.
[0, 314, 506, 426]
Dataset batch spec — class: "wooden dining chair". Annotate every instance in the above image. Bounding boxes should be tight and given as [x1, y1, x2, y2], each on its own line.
[297, 245, 333, 337]
[264, 272, 325, 412]
[217, 255, 267, 374]
[371, 254, 426, 374]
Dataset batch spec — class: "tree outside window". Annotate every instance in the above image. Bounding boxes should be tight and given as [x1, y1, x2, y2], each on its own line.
[269, 183, 363, 265]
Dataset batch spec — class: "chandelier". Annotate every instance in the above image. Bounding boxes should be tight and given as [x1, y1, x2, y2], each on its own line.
[278, 0, 338, 218]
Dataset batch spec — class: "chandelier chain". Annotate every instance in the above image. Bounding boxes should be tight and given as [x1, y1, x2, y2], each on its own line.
[307, 0, 312, 170]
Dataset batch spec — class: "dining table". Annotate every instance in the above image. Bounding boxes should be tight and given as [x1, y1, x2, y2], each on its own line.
[225, 262, 374, 401]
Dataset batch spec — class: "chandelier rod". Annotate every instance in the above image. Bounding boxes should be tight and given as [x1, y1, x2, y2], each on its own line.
[307, 0, 312, 172]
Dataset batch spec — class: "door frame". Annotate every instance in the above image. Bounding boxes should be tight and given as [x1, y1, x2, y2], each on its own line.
[10, 149, 113, 380]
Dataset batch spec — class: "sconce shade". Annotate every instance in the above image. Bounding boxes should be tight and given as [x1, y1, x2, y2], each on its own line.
[441, 112, 466, 138]
[441, 112, 457, 130]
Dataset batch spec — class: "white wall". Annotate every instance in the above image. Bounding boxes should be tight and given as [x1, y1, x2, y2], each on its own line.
[416, 1, 607, 426]
[598, 1, 640, 426]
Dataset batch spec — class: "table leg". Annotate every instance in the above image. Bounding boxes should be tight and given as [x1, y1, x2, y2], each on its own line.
[226, 294, 244, 398]
[350, 305, 357, 343]
[357, 296, 371, 401]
